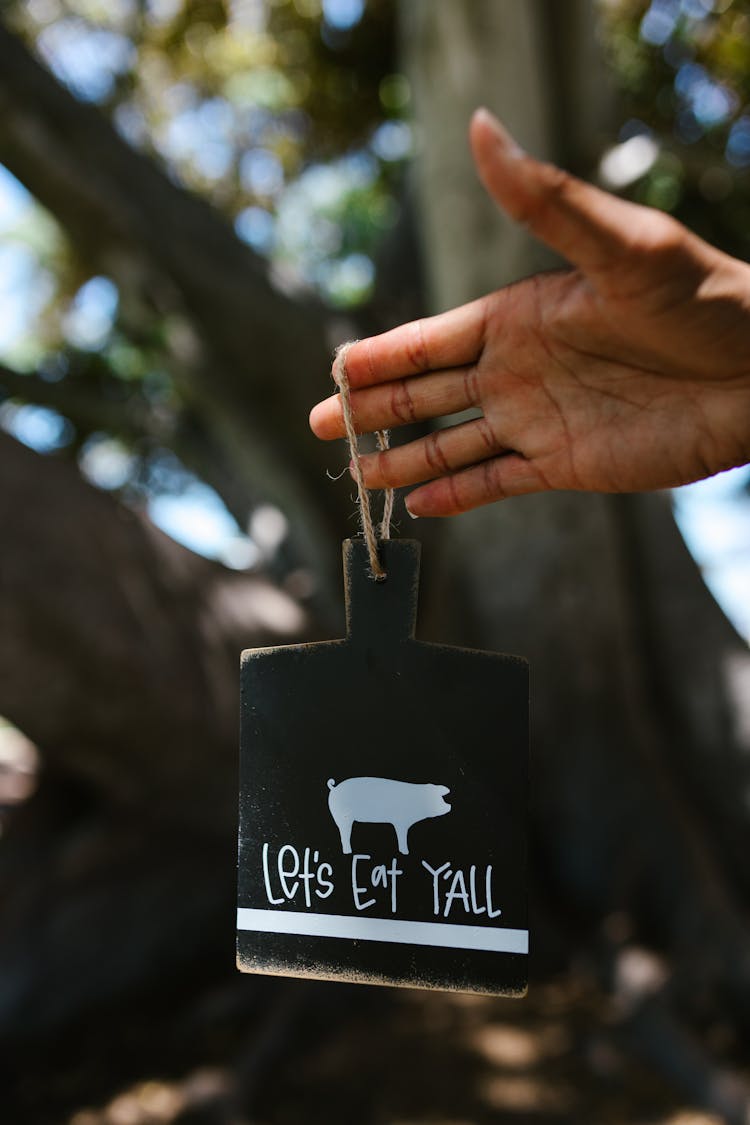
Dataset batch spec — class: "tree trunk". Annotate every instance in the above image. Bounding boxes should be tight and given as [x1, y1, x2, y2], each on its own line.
[0, 432, 317, 1038]
[403, 1, 750, 1114]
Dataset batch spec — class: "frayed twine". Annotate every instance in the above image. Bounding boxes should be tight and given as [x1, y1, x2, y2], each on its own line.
[332, 342, 394, 580]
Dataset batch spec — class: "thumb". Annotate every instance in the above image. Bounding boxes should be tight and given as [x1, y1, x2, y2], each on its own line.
[469, 108, 664, 277]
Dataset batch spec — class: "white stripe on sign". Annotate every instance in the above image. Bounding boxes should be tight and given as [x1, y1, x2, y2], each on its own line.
[237, 908, 528, 955]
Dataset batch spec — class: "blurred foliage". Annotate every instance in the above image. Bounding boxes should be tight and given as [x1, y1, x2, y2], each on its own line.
[5, 0, 406, 307]
[0, 0, 409, 519]
[600, 0, 750, 256]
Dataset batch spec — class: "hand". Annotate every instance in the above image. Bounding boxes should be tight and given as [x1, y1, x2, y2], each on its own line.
[309, 109, 750, 517]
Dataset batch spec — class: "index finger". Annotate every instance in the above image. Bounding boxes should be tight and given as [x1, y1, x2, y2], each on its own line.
[344, 295, 492, 389]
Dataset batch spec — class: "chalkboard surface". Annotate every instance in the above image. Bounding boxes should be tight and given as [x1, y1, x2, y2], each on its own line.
[237, 538, 528, 995]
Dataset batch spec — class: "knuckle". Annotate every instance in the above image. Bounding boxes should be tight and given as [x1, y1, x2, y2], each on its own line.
[374, 448, 398, 488]
[405, 319, 430, 372]
[389, 379, 418, 424]
[476, 416, 497, 454]
[347, 390, 364, 433]
[611, 211, 703, 300]
[462, 364, 481, 405]
[530, 164, 572, 221]
[481, 459, 506, 503]
[445, 472, 463, 514]
[627, 211, 686, 262]
[423, 431, 450, 476]
[540, 162, 570, 200]
[513, 162, 572, 229]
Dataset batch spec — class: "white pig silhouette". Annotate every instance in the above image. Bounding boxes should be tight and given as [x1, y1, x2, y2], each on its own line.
[326, 776, 451, 855]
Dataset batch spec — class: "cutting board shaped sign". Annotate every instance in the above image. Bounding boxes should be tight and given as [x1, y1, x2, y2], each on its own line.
[237, 538, 529, 996]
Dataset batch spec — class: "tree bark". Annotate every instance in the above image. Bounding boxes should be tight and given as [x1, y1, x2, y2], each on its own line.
[403, 0, 750, 1110]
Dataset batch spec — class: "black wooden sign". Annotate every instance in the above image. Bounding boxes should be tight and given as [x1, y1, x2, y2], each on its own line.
[237, 538, 528, 995]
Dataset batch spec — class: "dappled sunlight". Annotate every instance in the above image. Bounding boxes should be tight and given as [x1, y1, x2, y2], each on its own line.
[471, 1021, 570, 1069]
[68, 1069, 233, 1125]
[212, 573, 308, 636]
[55, 976, 735, 1124]
[663, 1116, 723, 1125]
[480, 1073, 574, 1113]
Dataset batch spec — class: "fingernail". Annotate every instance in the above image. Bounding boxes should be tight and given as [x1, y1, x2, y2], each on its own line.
[404, 499, 419, 520]
[473, 107, 525, 157]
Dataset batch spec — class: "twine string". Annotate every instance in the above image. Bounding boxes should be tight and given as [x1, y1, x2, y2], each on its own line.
[377, 429, 394, 540]
[333, 343, 394, 580]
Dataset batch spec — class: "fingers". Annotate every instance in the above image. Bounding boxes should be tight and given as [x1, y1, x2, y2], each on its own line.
[339, 296, 492, 390]
[309, 365, 481, 440]
[355, 414, 547, 517]
[405, 453, 548, 518]
[469, 108, 665, 277]
[358, 416, 505, 488]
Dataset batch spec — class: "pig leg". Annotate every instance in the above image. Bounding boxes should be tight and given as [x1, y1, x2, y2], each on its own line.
[395, 823, 410, 856]
[335, 815, 353, 855]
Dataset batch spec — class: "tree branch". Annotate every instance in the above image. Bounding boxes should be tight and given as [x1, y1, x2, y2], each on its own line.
[0, 21, 350, 590]
[0, 361, 273, 530]
[0, 361, 151, 438]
